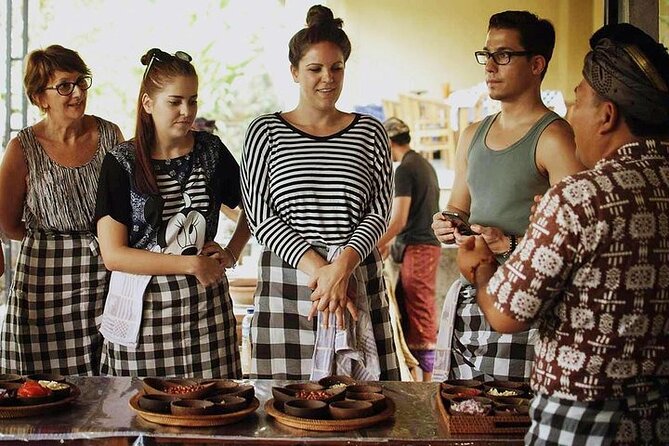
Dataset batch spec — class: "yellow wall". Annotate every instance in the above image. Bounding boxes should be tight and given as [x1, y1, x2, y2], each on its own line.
[328, 0, 604, 108]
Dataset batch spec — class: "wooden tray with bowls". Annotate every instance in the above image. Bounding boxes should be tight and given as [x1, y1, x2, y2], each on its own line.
[129, 392, 259, 427]
[128, 377, 258, 427]
[0, 374, 80, 419]
[436, 379, 532, 434]
[264, 377, 395, 432]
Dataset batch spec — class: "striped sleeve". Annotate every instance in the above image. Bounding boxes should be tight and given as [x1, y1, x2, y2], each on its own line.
[344, 119, 393, 260]
[241, 116, 311, 267]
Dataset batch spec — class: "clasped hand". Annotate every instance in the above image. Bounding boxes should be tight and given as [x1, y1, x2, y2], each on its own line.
[307, 262, 359, 330]
[192, 241, 234, 287]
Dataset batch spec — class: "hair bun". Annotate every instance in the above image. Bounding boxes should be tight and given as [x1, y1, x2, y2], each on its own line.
[306, 4, 343, 28]
[140, 48, 159, 66]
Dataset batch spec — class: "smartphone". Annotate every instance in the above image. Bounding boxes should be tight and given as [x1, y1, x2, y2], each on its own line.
[441, 211, 477, 236]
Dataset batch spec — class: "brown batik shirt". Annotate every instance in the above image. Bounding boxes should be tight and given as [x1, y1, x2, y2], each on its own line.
[488, 139, 669, 401]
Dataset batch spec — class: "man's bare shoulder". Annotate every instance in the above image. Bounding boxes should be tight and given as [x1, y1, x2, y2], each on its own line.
[538, 117, 575, 149]
[537, 117, 584, 183]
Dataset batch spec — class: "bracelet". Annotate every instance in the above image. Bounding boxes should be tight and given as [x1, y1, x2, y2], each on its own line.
[501, 234, 517, 258]
[223, 246, 238, 268]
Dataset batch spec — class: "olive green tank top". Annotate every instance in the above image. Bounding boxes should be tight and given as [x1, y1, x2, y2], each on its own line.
[467, 111, 560, 236]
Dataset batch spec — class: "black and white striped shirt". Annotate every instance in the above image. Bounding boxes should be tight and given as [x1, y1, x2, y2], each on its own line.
[241, 112, 393, 268]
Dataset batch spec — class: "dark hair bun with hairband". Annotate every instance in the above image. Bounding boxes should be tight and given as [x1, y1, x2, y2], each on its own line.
[141, 48, 159, 66]
[306, 4, 343, 29]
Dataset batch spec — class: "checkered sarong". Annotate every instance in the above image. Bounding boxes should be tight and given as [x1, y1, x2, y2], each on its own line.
[527, 389, 669, 446]
[100, 274, 240, 378]
[450, 283, 536, 380]
[0, 230, 108, 375]
[250, 247, 399, 380]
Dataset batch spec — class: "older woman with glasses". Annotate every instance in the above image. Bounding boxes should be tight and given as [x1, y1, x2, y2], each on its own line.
[94, 48, 248, 377]
[0, 44, 124, 375]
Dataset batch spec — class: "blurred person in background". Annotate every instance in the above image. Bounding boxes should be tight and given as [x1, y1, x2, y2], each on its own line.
[377, 117, 440, 382]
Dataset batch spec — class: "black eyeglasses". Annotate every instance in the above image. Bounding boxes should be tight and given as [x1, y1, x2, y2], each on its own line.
[143, 48, 192, 81]
[475, 50, 533, 65]
[43, 75, 92, 96]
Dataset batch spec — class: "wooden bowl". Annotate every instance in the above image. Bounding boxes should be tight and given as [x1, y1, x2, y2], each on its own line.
[284, 383, 324, 393]
[271, 386, 298, 406]
[170, 399, 214, 416]
[328, 400, 374, 420]
[283, 399, 328, 419]
[345, 391, 386, 413]
[490, 396, 525, 407]
[226, 384, 255, 402]
[138, 394, 178, 414]
[215, 395, 247, 414]
[440, 379, 483, 390]
[17, 394, 55, 406]
[494, 403, 529, 415]
[26, 373, 65, 383]
[318, 375, 356, 389]
[347, 384, 383, 394]
[142, 378, 213, 399]
[0, 374, 23, 384]
[199, 379, 239, 394]
[441, 386, 483, 398]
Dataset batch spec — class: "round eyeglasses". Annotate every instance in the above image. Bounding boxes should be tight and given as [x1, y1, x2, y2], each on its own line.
[474, 50, 533, 65]
[142, 49, 193, 81]
[43, 75, 92, 96]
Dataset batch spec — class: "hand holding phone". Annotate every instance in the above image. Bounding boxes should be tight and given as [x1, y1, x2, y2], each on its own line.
[441, 211, 477, 236]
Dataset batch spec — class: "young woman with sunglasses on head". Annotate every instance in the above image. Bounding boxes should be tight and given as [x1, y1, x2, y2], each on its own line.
[241, 5, 399, 380]
[95, 48, 248, 377]
[0, 45, 124, 375]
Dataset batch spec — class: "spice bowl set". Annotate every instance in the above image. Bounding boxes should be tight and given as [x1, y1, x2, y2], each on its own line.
[437, 378, 532, 434]
[129, 377, 259, 427]
[265, 375, 395, 431]
[0, 373, 80, 418]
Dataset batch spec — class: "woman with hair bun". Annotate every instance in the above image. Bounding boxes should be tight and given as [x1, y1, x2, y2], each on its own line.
[241, 5, 400, 380]
[0, 44, 123, 375]
[95, 48, 249, 377]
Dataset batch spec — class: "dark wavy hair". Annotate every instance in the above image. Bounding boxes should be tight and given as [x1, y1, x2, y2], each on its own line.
[288, 4, 351, 67]
[489, 10, 555, 79]
[134, 49, 197, 195]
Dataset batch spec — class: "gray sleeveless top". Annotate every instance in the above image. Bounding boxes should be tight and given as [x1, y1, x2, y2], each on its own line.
[18, 116, 119, 232]
[467, 111, 560, 236]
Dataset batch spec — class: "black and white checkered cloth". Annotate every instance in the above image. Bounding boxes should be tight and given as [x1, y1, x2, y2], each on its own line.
[0, 231, 108, 375]
[450, 283, 536, 380]
[527, 389, 669, 445]
[100, 274, 240, 378]
[250, 246, 400, 380]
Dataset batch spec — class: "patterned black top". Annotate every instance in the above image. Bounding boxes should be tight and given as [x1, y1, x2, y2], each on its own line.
[19, 116, 120, 232]
[95, 131, 240, 252]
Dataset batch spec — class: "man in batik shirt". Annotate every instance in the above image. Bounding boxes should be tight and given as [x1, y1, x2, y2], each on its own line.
[457, 23, 669, 445]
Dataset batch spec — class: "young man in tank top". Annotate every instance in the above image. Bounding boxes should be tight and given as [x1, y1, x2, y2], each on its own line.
[431, 11, 584, 381]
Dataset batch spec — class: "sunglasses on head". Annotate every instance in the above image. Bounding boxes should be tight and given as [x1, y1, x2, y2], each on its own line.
[142, 48, 192, 81]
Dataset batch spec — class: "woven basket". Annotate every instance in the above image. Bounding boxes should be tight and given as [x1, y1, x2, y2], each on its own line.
[436, 392, 530, 434]
[129, 392, 259, 427]
[265, 397, 395, 432]
[0, 384, 80, 419]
